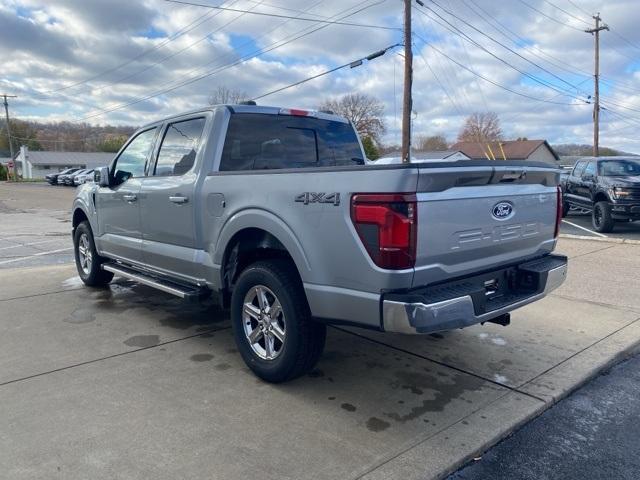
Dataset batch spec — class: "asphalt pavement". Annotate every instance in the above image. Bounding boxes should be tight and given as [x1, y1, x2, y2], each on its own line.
[449, 351, 640, 480]
[560, 208, 640, 241]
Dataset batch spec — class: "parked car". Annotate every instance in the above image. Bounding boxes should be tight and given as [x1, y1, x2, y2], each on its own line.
[73, 169, 94, 186]
[72, 104, 567, 382]
[562, 157, 640, 232]
[46, 167, 81, 185]
[58, 169, 83, 186]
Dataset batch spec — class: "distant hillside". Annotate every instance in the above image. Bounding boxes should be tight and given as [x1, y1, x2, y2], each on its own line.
[0, 120, 138, 156]
[552, 143, 638, 157]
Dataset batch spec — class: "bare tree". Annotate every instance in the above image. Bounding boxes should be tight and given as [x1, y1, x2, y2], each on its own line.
[457, 112, 503, 143]
[319, 93, 385, 143]
[416, 134, 448, 151]
[208, 86, 248, 105]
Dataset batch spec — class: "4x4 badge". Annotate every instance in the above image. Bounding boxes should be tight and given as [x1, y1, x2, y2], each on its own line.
[295, 192, 340, 206]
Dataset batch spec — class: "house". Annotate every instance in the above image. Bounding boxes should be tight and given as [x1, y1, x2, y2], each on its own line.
[14, 146, 114, 179]
[375, 150, 470, 164]
[450, 140, 560, 165]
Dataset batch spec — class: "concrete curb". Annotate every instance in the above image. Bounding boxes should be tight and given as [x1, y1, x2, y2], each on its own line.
[360, 319, 640, 480]
[559, 233, 640, 245]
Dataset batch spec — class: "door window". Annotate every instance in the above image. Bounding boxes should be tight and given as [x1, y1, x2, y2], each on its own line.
[112, 128, 157, 184]
[582, 162, 596, 178]
[154, 117, 206, 176]
[572, 161, 586, 177]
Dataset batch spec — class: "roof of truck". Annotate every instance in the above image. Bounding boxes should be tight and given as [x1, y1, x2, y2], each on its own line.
[140, 104, 349, 129]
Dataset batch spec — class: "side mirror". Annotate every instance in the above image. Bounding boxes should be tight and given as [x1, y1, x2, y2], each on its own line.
[95, 166, 110, 187]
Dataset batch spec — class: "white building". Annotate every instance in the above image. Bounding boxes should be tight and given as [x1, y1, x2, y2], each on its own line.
[14, 146, 114, 179]
[374, 150, 470, 164]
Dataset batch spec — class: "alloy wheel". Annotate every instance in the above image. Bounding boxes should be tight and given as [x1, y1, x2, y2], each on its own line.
[77, 233, 93, 275]
[242, 285, 286, 360]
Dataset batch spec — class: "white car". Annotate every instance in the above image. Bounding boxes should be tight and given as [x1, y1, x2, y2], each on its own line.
[73, 169, 95, 185]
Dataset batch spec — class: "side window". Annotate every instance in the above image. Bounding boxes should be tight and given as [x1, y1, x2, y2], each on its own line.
[583, 162, 596, 177]
[112, 128, 157, 184]
[220, 114, 318, 171]
[154, 117, 206, 176]
[572, 161, 586, 177]
[317, 120, 364, 166]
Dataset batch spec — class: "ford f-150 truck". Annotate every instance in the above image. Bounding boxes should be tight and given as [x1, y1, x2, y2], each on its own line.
[561, 156, 640, 232]
[72, 104, 567, 382]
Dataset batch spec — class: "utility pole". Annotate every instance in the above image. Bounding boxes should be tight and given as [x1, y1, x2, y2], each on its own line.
[585, 14, 608, 157]
[2, 94, 17, 180]
[401, 0, 413, 163]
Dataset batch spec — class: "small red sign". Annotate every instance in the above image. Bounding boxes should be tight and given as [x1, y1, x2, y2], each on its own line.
[7, 161, 14, 168]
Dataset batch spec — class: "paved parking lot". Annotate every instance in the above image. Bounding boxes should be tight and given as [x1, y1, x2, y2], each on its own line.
[561, 207, 640, 241]
[2, 181, 640, 479]
[0, 182, 74, 268]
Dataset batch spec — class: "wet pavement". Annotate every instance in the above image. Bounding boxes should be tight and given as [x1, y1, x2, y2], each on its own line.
[2, 182, 640, 479]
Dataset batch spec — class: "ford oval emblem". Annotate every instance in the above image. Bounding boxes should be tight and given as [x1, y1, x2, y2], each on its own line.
[492, 202, 514, 220]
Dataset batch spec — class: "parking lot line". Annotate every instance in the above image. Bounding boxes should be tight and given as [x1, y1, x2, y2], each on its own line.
[0, 239, 63, 251]
[561, 219, 608, 238]
[0, 247, 73, 266]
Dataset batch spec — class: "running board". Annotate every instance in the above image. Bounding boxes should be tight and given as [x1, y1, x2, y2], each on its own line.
[102, 263, 208, 301]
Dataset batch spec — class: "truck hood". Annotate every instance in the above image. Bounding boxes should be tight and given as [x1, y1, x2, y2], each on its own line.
[606, 175, 640, 187]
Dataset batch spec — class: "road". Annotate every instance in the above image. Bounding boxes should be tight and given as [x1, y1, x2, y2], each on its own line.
[449, 351, 640, 480]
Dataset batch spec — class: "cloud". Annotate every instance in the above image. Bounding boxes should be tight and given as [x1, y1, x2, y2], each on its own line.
[0, 0, 639, 152]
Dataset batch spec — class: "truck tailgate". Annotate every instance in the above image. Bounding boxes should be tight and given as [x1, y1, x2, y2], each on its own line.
[412, 165, 560, 287]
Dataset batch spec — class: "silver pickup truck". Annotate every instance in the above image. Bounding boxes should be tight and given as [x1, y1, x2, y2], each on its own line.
[72, 104, 567, 382]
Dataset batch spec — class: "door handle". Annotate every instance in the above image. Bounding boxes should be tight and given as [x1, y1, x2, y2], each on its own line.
[169, 195, 189, 204]
[122, 194, 137, 202]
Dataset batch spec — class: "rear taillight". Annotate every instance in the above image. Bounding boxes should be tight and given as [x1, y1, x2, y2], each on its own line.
[350, 193, 417, 270]
[554, 186, 562, 238]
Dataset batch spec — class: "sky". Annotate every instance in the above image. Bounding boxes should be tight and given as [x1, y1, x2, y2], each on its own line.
[1, 0, 640, 152]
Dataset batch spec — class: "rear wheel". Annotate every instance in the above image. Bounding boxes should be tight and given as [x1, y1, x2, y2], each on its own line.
[231, 259, 326, 383]
[73, 221, 114, 286]
[562, 198, 569, 218]
[592, 201, 615, 233]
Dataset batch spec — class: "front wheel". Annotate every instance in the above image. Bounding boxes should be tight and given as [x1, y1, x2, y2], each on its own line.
[73, 221, 114, 286]
[592, 201, 615, 233]
[231, 259, 326, 383]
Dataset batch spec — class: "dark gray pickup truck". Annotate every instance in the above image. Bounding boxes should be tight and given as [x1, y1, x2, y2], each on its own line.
[72, 104, 567, 382]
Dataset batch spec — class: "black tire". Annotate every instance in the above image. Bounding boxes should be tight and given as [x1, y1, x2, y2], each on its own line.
[562, 198, 569, 218]
[73, 221, 114, 286]
[592, 201, 615, 233]
[231, 259, 326, 383]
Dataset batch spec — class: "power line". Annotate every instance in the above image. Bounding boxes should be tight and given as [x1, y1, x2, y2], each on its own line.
[88, 0, 257, 95]
[426, 0, 588, 95]
[515, 0, 584, 31]
[163, 0, 399, 31]
[565, 0, 592, 18]
[412, 33, 584, 105]
[414, 4, 588, 100]
[539, 0, 591, 25]
[75, 0, 388, 121]
[251, 44, 400, 100]
[36, 5, 223, 95]
[413, 40, 464, 114]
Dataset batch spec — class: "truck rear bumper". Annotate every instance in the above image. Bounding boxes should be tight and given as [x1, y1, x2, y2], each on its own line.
[382, 254, 567, 335]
